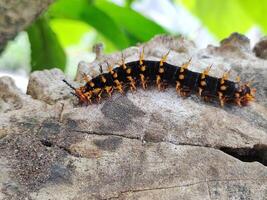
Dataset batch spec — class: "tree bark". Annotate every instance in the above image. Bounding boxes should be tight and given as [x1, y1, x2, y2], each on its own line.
[1, 34, 267, 199]
[0, 0, 55, 52]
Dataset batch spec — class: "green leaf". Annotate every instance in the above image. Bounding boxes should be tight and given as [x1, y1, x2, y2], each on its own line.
[237, 0, 267, 32]
[125, 0, 135, 7]
[27, 17, 66, 71]
[48, 0, 87, 19]
[94, 1, 167, 43]
[48, 0, 130, 49]
[49, 19, 92, 47]
[179, 0, 254, 39]
[81, 4, 130, 48]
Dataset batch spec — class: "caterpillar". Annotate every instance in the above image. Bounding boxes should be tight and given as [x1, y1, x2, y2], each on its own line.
[63, 50, 256, 107]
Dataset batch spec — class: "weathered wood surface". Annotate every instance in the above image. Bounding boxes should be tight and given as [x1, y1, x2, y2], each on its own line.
[0, 34, 267, 200]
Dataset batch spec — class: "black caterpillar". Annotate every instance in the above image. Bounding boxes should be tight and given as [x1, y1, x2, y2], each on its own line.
[64, 51, 255, 107]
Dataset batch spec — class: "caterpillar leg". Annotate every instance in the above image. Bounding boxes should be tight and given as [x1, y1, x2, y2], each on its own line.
[114, 80, 124, 94]
[218, 92, 225, 107]
[176, 81, 181, 95]
[198, 87, 203, 96]
[180, 88, 191, 97]
[156, 75, 167, 91]
[203, 95, 211, 102]
[91, 88, 102, 104]
[235, 98, 242, 107]
[127, 76, 137, 92]
[103, 86, 113, 97]
[140, 74, 147, 90]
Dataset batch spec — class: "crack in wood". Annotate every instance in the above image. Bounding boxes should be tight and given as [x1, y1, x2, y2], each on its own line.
[61, 129, 267, 167]
[104, 178, 267, 200]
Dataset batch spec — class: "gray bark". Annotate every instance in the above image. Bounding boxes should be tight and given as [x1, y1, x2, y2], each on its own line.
[0, 0, 55, 52]
[0, 34, 267, 199]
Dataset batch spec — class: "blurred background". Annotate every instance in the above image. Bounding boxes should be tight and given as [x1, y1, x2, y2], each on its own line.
[0, 0, 266, 92]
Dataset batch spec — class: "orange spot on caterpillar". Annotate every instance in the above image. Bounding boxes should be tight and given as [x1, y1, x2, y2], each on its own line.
[113, 72, 118, 79]
[159, 67, 164, 73]
[100, 75, 106, 83]
[89, 82, 95, 88]
[140, 65, 146, 72]
[200, 80, 206, 87]
[220, 85, 227, 91]
[126, 68, 131, 74]
[179, 74, 185, 80]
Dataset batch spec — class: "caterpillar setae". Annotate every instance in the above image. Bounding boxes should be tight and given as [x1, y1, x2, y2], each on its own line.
[63, 50, 256, 107]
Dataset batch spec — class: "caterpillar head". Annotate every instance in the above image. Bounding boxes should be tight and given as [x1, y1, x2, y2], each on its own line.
[63, 79, 91, 104]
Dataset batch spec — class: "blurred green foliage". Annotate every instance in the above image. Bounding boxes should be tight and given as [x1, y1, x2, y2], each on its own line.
[179, 0, 253, 38]
[179, 0, 267, 38]
[27, 0, 166, 71]
[27, 17, 66, 71]
[26, 0, 267, 72]
[49, 19, 92, 47]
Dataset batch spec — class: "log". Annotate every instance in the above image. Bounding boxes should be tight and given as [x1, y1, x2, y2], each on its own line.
[0, 34, 267, 199]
